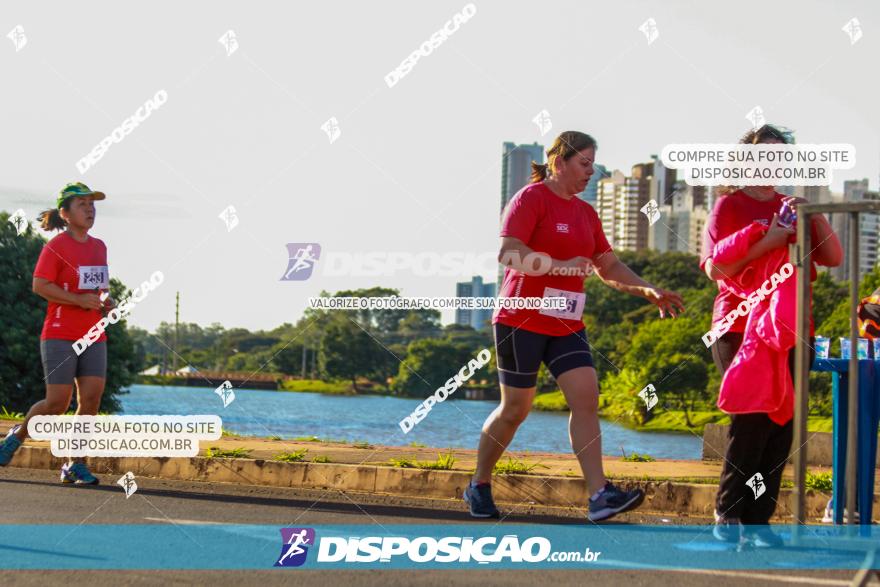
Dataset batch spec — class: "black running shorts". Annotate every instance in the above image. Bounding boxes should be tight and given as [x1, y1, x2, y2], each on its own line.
[493, 323, 594, 388]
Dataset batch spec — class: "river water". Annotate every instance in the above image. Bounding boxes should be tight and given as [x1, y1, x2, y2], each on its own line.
[119, 384, 703, 459]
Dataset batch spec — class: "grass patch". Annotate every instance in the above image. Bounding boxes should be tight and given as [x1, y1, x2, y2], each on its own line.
[388, 456, 417, 468]
[274, 449, 309, 463]
[621, 452, 656, 462]
[532, 391, 569, 411]
[311, 455, 332, 463]
[221, 428, 245, 438]
[352, 441, 374, 449]
[806, 470, 833, 491]
[278, 379, 354, 394]
[205, 446, 251, 459]
[268, 434, 283, 441]
[493, 457, 549, 475]
[388, 452, 456, 470]
[1, 406, 24, 420]
[293, 435, 348, 444]
[408, 441, 427, 448]
[807, 417, 833, 433]
[419, 452, 456, 470]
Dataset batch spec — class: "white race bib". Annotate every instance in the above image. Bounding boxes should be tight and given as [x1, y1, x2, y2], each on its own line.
[78, 265, 109, 290]
[539, 287, 585, 321]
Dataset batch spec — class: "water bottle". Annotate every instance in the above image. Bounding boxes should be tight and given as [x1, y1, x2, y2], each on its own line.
[778, 201, 797, 228]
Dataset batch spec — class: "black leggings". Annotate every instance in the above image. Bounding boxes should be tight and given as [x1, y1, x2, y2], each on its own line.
[711, 332, 815, 524]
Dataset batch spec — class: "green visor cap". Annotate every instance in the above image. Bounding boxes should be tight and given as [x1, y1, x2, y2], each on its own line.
[57, 182, 106, 209]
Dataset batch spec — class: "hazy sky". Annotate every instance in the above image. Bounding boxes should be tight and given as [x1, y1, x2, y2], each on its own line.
[2, 0, 877, 333]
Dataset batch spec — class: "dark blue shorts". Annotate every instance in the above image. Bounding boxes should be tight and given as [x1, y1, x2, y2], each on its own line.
[493, 323, 594, 388]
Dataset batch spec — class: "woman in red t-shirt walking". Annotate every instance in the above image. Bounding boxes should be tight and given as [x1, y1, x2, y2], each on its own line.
[0, 183, 115, 485]
[464, 131, 685, 521]
[701, 124, 842, 545]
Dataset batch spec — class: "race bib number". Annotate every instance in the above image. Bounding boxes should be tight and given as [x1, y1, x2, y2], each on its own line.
[539, 287, 585, 321]
[78, 265, 109, 290]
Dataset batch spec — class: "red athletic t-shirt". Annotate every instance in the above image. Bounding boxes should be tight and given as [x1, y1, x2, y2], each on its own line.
[494, 182, 612, 336]
[701, 190, 818, 335]
[33, 232, 109, 342]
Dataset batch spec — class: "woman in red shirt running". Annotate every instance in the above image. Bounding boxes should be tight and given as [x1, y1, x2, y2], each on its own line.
[0, 182, 115, 485]
[701, 124, 842, 545]
[464, 131, 685, 522]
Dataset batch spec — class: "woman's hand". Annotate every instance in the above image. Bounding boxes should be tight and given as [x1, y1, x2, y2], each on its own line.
[76, 293, 103, 311]
[781, 195, 808, 209]
[762, 213, 796, 249]
[642, 287, 685, 319]
[101, 293, 117, 313]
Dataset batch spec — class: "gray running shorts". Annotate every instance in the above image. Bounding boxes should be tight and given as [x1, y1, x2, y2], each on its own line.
[40, 339, 107, 385]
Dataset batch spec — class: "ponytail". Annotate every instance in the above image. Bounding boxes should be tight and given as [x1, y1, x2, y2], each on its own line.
[529, 161, 550, 184]
[38, 206, 68, 232]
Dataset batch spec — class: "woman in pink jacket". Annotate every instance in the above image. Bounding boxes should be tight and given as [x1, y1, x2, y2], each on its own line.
[701, 124, 842, 546]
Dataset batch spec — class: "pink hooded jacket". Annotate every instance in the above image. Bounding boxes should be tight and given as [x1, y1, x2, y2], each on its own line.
[711, 222, 801, 425]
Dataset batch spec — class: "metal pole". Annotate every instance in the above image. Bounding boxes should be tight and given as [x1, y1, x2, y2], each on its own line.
[846, 212, 859, 525]
[792, 214, 811, 526]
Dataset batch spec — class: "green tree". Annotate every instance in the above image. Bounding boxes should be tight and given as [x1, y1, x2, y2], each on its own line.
[392, 338, 475, 398]
[0, 212, 138, 413]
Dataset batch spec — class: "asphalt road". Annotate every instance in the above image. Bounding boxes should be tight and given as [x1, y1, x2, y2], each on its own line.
[0, 466, 873, 587]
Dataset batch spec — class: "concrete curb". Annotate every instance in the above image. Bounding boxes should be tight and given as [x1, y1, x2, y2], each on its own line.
[7, 445, 857, 521]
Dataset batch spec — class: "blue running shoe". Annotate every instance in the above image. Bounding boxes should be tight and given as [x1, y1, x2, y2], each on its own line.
[713, 517, 744, 543]
[744, 526, 784, 548]
[5, 424, 21, 439]
[464, 481, 500, 518]
[60, 461, 99, 485]
[588, 482, 645, 522]
[0, 433, 22, 466]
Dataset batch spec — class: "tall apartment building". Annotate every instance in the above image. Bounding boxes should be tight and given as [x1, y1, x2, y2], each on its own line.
[597, 157, 676, 251]
[501, 141, 544, 213]
[649, 181, 709, 255]
[828, 179, 879, 281]
[455, 276, 496, 331]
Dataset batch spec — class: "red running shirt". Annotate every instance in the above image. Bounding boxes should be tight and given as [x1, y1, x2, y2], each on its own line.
[33, 232, 109, 342]
[494, 182, 612, 336]
[701, 190, 818, 335]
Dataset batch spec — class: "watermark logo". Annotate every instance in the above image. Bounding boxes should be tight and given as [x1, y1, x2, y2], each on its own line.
[9, 209, 29, 235]
[282, 243, 321, 281]
[638, 384, 658, 411]
[76, 90, 168, 174]
[384, 3, 476, 88]
[842, 18, 862, 45]
[117, 472, 138, 498]
[662, 143, 856, 187]
[218, 29, 239, 55]
[276, 528, 315, 567]
[73, 270, 164, 356]
[7, 25, 26, 52]
[321, 117, 341, 144]
[215, 380, 235, 408]
[638, 18, 659, 45]
[317, 534, 555, 564]
[219, 205, 239, 232]
[701, 262, 793, 348]
[640, 199, 660, 225]
[745, 105, 765, 130]
[399, 349, 491, 434]
[747, 472, 766, 499]
[28, 415, 221, 458]
[533, 109, 552, 136]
